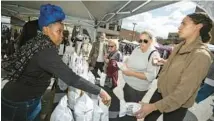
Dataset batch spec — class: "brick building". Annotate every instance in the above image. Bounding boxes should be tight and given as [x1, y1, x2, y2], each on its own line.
[119, 28, 140, 41]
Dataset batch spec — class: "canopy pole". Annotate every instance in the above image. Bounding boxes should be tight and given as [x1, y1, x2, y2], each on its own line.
[97, 0, 131, 26]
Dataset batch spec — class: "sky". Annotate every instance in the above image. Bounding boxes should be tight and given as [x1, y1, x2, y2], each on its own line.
[121, 1, 197, 39]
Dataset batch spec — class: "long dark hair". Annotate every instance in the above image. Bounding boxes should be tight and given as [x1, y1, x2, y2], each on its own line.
[187, 12, 213, 43]
[18, 20, 39, 48]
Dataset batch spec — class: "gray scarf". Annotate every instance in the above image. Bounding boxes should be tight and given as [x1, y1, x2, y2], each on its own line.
[2, 32, 56, 82]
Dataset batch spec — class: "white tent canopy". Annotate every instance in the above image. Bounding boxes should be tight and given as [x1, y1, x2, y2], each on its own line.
[1, 1, 176, 26]
[2, 1, 214, 26]
[1, 1, 214, 40]
[193, 1, 214, 22]
[1, 1, 177, 41]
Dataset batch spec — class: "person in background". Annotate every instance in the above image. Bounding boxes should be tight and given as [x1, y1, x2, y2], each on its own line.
[7, 36, 15, 56]
[88, 32, 108, 78]
[104, 39, 123, 89]
[120, 31, 160, 121]
[102, 39, 123, 120]
[1, 39, 9, 59]
[5, 28, 11, 42]
[1, 4, 111, 121]
[135, 12, 213, 121]
[14, 29, 19, 40]
[81, 35, 92, 61]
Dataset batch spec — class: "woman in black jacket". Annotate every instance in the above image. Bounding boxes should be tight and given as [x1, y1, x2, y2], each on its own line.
[2, 4, 111, 121]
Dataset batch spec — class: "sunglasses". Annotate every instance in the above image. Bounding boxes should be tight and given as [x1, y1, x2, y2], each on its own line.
[108, 45, 115, 48]
[139, 39, 148, 44]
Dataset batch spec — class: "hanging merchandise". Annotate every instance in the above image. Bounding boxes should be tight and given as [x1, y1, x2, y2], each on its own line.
[62, 53, 71, 65]
[50, 95, 74, 121]
[57, 51, 106, 121]
[58, 44, 65, 55]
[81, 35, 92, 61]
[87, 71, 96, 84]
[65, 44, 75, 54]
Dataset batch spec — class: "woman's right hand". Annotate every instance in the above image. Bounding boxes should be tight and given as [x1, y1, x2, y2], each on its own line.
[153, 57, 167, 66]
[104, 54, 109, 63]
[99, 89, 111, 106]
[157, 58, 167, 65]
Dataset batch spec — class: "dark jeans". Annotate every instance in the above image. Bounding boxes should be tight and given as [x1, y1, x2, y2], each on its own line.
[144, 90, 188, 121]
[93, 62, 104, 78]
[1, 95, 41, 121]
[119, 83, 147, 121]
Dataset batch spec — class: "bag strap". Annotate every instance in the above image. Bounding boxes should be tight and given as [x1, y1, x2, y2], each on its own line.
[148, 50, 157, 61]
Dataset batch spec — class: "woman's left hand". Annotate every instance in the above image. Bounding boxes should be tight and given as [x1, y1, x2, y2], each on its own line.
[135, 103, 157, 119]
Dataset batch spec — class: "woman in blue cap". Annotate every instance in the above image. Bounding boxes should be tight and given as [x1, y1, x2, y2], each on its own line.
[1, 4, 111, 121]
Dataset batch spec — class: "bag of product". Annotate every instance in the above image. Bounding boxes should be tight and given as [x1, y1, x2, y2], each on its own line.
[74, 93, 94, 121]
[50, 95, 74, 121]
[67, 86, 82, 110]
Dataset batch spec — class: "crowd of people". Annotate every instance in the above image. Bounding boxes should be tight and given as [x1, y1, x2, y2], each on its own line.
[1, 3, 214, 121]
[1, 27, 20, 59]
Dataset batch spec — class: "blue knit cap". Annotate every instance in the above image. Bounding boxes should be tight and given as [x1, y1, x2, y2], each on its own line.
[38, 4, 65, 30]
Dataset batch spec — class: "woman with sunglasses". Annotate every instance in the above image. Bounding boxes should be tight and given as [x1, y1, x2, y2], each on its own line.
[104, 39, 123, 89]
[135, 12, 213, 121]
[102, 39, 123, 120]
[120, 31, 161, 121]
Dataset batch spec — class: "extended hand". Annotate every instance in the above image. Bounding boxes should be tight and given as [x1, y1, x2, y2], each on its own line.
[99, 89, 111, 106]
[156, 58, 167, 65]
[135, 103, 157, 119]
